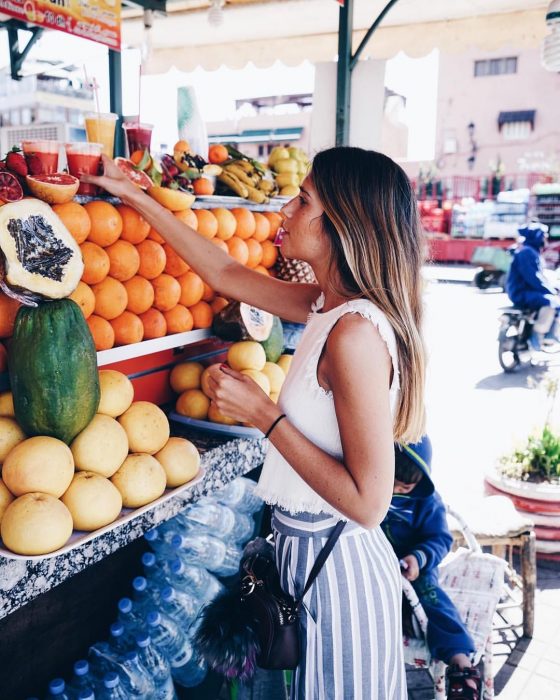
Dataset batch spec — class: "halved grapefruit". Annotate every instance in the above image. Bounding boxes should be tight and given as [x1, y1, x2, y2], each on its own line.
[114, 157, 153, 189]
[147, 185, 195, 212]
[26, 173, 79, 205]
[0, 172, 24, 203]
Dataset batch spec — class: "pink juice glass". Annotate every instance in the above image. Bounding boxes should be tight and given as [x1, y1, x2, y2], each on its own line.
[21, 140, 60, 174]
[65, 142, 103, 196]
[122, 122, 153, 156]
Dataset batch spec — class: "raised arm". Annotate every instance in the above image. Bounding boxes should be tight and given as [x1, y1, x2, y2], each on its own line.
[82, 156, 319, 323]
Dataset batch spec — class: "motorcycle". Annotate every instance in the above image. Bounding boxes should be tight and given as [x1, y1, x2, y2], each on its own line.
[497, 307, 560, 372]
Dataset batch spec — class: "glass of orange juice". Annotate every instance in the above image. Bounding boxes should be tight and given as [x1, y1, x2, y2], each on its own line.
[84, 112, 118, 158]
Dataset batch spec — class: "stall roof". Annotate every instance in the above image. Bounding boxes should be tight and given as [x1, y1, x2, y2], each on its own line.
[122, 0, 550, 72]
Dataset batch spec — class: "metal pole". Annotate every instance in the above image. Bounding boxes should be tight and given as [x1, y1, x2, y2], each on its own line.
[350, 0, 401, 71]
[336, 0, 353, 147]
[108, 48, 124, 157]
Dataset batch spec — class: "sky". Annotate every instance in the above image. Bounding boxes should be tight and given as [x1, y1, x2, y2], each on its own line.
[0, 28, 438, 161]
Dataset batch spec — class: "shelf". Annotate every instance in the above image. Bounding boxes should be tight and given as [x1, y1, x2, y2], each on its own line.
[96, 329, 212, 366]
[192, 195, 287, 212]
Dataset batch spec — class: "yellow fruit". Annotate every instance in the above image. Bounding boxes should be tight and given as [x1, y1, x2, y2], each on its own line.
[261, 362, 285, 394]
[98, 370, 135, 417]
[273, 158, 298, 174]
[207, 401, 237, 425]
[147, 186, 195, 212]
[2, 436, 74, 498]
[71, 414, 129, 478]
[154, 437, 200, 488]
[111, 454, 167, 507]
[276, 354, 293, 375]
[170, 362, 204, 393]
[200, 363, 222, 397]
[61, 471, 122, 531]
[268, 147, 290, 165]
[175, 389, 210, 420]
[241, 369, 271, 395]
[279, 185, 300, 197]
[275, 173, 300, 188]
[118, 401, 170, 454]
[0, 479, 14, 524]
[1, 493, 73, 555]
[0, 390, 14, 417]
[227, 341, 266, 372]
[270, 392, 280, 404]
[0, 417, 26, 463]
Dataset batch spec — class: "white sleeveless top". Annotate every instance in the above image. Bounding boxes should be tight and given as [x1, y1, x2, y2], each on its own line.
[255, 293, 401, 518]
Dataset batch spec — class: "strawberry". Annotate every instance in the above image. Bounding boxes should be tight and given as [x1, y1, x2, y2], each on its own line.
[25, 153, 43, 176]
[5, 150, 28, 178]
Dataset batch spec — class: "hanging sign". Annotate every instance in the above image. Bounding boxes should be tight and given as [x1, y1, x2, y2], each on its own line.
[0, 0, 121, 50]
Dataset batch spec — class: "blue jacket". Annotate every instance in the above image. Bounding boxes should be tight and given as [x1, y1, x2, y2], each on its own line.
[381, 442, 452, 573]
[506, 224, 555, 309]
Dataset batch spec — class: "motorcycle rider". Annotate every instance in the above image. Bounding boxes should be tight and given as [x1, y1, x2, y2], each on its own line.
[506, 222, 559, 349]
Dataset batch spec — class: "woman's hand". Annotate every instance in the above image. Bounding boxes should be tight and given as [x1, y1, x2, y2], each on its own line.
[80, 154, 144, 205]
[206, 364, 280, 430]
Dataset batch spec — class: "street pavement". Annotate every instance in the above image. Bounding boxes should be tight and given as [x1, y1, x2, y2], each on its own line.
[405, 265, 560, 699]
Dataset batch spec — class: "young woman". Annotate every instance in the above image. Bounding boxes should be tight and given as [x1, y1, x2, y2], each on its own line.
[83, 147, 426, 698]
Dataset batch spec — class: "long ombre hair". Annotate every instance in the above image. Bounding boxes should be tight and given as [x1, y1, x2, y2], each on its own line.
[311, 147, 426, 443]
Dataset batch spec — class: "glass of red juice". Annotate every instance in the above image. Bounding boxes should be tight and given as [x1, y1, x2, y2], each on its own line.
[122, 122, 153, 155]
[21, 140, 60, 174]
[65, 142, 103, 196]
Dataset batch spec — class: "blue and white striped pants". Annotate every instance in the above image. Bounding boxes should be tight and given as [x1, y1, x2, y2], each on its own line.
[272, 508, 408, 699]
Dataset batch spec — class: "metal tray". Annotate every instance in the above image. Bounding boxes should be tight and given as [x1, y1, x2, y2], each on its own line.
[169, 412, 263, 439]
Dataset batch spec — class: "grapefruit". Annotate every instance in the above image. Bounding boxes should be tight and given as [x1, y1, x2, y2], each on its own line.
[0, 172, 24, 203]
[114, 158, 153, 189]
[25, 173, 79, 205]
[147, 186, 195, 212]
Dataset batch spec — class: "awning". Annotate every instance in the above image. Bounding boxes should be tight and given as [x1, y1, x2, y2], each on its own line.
[208, 127, 304, 144]
[498, 110, 536, 129]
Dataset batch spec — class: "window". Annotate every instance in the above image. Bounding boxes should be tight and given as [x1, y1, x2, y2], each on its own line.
[474, 57, 517, 77]
[502, 122, 532, 140]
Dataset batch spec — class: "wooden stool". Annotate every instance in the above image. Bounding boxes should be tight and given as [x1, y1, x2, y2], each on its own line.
[447, 495, 536, 638]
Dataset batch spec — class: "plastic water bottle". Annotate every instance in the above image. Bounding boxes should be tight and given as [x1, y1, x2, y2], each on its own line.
[77, 692, 94, 700]
[146, 610, 207, 688]
[66, 660, 96, 699]
[135, 632, 177, 700]
[166, 557, 224, 602]
[160, 585, 201, 630]
[145, 527, 180, 556]
[182, 501, 254, 543]
[109, 622, 133, 655]
[141, 551, 168, 585]
[117, 598, 143, 641]
[171, 532, 242, 577]
[88, 643, 122, 688]
[45, 678, 70, 699]
[118, 650, 156, 697]
[97, 673, 127, 700]
[215, 477, 262, 514]
[132, 576, 159, 616]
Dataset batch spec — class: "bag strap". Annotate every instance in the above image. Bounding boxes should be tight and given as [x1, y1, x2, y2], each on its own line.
[297, 521, 346, 604]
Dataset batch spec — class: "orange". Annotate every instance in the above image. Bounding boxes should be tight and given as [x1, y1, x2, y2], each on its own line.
[68, 281, 95, 319]
[151, 274, 181, 312]
[192, 178, 214, 196]
[52, 202, 91, 244]
[123, 276, 155, 314]
[80, 242, 110, 285]
[136, 240, 166, 280]
[87, 314, 115, 351]
[105, 240, 140, 282]
[231, 208, 256, 240]
[147, 227, 165, 244]
[110, 311, 144, 345]
[163, 244, 190, 277]
[84, 201, 123, 247]
[202, 282, 215, 302]
[254, 264, 270, 276]
[213, 208, 237, 240]
[194, 210, 218, 239]
[252, 212, 271, 242]
[208, 144, 229, 164]
[117, 205, 150, 244]
[261, 239, 279, 268]
[174, 208, 198, 231]
[139, 308, 167, 339]
[211, 296, 229, 314]
[226, 236, 249, 265]
[262, 211, 283, 240]
[92, 276, 128, 320]
[211, 238, 229, 254]
[245, 238, 263, 269]
[189, 300, 213, 329]
[130, 150, 152, 170]
[177, 271, 204, 307]
[174, 139, 190, 153]
[0, 342, 7, 372]
[0, 293, 21, 338]
[163, 304, 194, 334]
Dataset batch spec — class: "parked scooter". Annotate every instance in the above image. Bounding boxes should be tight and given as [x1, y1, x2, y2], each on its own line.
[498, 307, 560, 372]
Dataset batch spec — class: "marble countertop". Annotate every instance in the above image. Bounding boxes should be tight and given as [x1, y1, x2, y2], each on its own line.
[0, 434, 267, 621]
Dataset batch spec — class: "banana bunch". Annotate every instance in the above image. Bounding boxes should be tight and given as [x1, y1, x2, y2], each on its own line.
[217, 154, 278, 203]
[268, 146, 310, 197]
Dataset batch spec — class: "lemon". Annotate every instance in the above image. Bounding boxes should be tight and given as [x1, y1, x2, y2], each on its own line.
[276, 354, 293, 375]
[175, 389, 210, 420]
[261, 362, 285, 394]
[227, 341, 266, 371]
[170, 362, 204, 393]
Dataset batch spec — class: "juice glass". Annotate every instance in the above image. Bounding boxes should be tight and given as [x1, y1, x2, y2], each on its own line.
[21, 140, 60, 174]
[84, 112, 118, 158]
[122, 122, 153, 156]
[65, 142, 103, 196]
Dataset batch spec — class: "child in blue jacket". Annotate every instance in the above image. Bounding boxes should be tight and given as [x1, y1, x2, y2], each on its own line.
[381, 436, 481, 699]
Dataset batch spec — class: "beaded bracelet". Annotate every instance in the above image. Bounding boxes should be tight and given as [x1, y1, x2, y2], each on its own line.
[264, 413, 286, 439]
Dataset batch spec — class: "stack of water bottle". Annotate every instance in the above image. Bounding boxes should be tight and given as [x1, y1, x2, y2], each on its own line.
[30, 477, 262, 700]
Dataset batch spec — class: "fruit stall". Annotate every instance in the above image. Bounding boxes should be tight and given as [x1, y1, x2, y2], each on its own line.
[0, 137, 306, 698]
